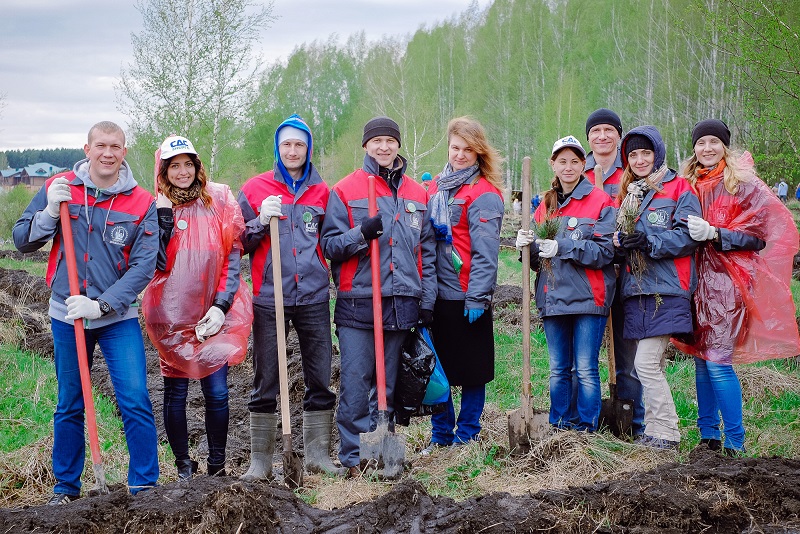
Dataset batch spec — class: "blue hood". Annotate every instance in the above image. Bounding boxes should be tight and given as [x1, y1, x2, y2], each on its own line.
[620, 125, 666, 171]
[274, 114, 313, 192]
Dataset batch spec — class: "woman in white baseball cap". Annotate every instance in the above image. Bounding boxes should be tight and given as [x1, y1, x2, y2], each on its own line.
[142, 135, 253, 480]
[516, 135, 617, 432]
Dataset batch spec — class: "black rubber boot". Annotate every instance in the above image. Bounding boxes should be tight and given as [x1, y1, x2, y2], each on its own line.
[176, 459, 198, 481]
[207, 462, 226, 476]
[700, 438, 722, 451]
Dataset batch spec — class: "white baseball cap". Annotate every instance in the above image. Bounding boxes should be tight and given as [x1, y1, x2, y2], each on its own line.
[160, 135, 198, 160]
[551, 135, 586, 158]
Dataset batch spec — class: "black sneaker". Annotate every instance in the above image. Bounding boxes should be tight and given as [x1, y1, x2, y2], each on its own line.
[47, 493, 80, 505]
[700, 438, 722, 451]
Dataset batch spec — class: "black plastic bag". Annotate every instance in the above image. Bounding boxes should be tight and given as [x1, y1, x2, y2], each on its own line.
[394, 327, 446, 426]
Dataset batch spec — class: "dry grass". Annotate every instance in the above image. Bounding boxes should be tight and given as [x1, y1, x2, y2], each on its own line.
[0, 436, 54, 508]
[738, 364, 800, 398]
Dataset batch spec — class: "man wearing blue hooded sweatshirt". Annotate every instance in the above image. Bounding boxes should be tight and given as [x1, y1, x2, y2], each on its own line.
[237, 114, 343, 478]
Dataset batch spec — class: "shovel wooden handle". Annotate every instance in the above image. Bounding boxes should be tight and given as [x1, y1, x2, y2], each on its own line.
[520, 157, 532, 411]
[367, 176, 388, 413]
[269, 215, 293, 436]
[59, 202, 105, 474]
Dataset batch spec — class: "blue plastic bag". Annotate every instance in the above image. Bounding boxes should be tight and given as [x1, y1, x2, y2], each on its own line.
[421, 327, 450, 405]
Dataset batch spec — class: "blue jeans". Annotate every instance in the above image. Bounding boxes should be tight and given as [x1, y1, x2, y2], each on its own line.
[336, 326, 406, 468]
[51, 318, 159, 496]
[695, 357, 745, 450]
[164, 365, 229, 466]
[430, 385, 485, 445]
[249, 301, 336, 413]
[543, 314, 606, 431]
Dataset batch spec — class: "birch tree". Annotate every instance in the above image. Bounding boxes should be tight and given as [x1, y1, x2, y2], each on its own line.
[117, 0, 274, 179]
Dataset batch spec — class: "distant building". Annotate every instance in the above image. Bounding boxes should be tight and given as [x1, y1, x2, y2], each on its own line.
[0, 162, 67, 191]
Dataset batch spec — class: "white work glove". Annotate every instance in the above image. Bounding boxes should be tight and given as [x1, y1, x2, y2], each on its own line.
[65, 295, 102, 321]
[46, 177, 72, 219]
[515, 229, 535, 250]
[536, 239, 558, 259]
[195, 306, 225, 342]
[687, 214, 716, 241]
[259, 195, 283, 226]
[156, 193, 172, 209]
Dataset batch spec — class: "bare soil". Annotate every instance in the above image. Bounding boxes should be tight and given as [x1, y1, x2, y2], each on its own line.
[2, 264, 800, 532]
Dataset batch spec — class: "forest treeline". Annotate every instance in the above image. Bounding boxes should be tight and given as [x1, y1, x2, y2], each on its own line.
[17, 0, 800, 196]
[1, 149, 86, 171]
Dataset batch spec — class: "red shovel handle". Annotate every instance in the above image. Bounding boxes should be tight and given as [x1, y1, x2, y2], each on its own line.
[59, 202, 103, 467]
[367, 176, 387, 412]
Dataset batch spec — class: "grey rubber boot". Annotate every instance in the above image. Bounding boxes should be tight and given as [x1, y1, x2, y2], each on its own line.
[303, 410, 347, 476]
[240, 412, 278, 481]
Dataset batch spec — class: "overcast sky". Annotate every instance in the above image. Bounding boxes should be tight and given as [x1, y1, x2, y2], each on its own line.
[0, 0, 487, 152]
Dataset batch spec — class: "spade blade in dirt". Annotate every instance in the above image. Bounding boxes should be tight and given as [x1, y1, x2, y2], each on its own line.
[598, 316, 634, 438]
[359, 412, 406, 479]
[282, 435, 304, 489]
[508, 399, 550, 455]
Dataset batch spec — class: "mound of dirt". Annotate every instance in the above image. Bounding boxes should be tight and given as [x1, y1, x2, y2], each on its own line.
[0, 267, 53, 356]
[1, 451, 798, 533]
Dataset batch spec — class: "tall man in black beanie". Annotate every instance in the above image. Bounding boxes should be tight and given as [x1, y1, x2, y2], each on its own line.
[584, 108, 646, 438]
[320, 116, 437, 476]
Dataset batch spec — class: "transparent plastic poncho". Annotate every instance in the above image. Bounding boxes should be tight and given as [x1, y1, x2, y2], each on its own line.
[673, 154, 800, 364]
[143, 182, 252, 378]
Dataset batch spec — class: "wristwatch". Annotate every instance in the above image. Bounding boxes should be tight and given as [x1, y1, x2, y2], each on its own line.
[97, 299, 112, 317]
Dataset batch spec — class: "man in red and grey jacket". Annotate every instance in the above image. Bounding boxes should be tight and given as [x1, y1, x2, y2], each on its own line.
[13, 121, 159, 504]
[584, 108, 644, 436]
[320, 116, 437, 477]
[238, 114, 344, 478]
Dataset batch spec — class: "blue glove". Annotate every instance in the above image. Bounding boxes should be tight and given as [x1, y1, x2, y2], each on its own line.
[464, 307, 485, 324]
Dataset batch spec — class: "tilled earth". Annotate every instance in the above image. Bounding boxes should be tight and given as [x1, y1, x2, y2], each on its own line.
[1, 261, 800, 532]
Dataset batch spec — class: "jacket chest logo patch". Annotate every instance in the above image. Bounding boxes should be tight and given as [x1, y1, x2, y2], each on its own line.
[408, 212, 422, 230]
[647, 210, 669, 227]
[305, 221, 318, 234]
[108, 225, 129, 246]
[570, 229, 583, 240]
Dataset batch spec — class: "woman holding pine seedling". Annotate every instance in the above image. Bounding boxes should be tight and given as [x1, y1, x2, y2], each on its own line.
[613, 126, 701, 450]
[674, 119, 800, 456]
[516, 136, 616, 432]
[422, 117, 504, 453]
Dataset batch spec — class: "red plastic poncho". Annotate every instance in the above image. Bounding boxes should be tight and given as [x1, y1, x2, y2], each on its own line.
[142, 182, 253, 379]
[673, 154, 800, 364]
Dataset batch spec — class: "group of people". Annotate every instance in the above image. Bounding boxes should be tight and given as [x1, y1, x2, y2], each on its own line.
[516, 109, 799, 452]
[12, 105, 799, 505]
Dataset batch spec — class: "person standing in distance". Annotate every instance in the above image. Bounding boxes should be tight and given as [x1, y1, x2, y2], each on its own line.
[14, 121, 160, 503]
[238, 114, 343, 479]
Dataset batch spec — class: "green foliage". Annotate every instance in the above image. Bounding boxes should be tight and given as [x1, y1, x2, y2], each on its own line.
[0, 186, 34, 240]
[3, 148, 85, 170]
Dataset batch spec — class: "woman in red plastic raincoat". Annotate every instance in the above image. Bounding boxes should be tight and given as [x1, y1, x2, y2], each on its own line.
[143, 136, 252, 480]
[676, 119, 800, 455]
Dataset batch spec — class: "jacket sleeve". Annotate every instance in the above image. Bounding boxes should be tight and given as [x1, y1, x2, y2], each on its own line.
[156, 207, 174, 272]
[715, 228, 766, 252]
[12, 184, 60, 252]
[213, 188, 244, 312]
[237, 190, 268, 255]
[647, 190, 702, 259]
[556, 204, 615, 269]
[464, 192, 503, 309]
[99, 200, 159, 316]
[419, 199, 437, 311]
[320, 189, 368, 261]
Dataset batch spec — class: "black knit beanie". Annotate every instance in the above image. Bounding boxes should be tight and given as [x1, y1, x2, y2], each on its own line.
[691, 119, 731, 147]
[362, 116, 402, 147]
[624, 134, 654, 155]
[585, 108, 623, 138]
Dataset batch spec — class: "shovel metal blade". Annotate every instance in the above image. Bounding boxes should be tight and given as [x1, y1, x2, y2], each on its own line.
[507, 408, 550, 455]
[282, 435, 304, 489]
[88, 463, 109, 496]
[599, 396, 634, 438]
[359, 412, 406, 479]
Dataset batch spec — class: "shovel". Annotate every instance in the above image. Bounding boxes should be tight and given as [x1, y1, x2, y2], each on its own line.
[359, 175, 406, 478]
[508, 157, 550, 454]
[598, 315, 634, 437]
[269, 216, 304, 489]
[59, 202, 110, 495]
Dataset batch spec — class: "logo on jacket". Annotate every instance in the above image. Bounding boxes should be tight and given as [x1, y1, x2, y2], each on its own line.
[303, 212, 318, 234]
[570, 229, 583, 240]
[408, 212, 422, 230]
[107, 225, 129, 246]
[647, 210, 669, 228]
